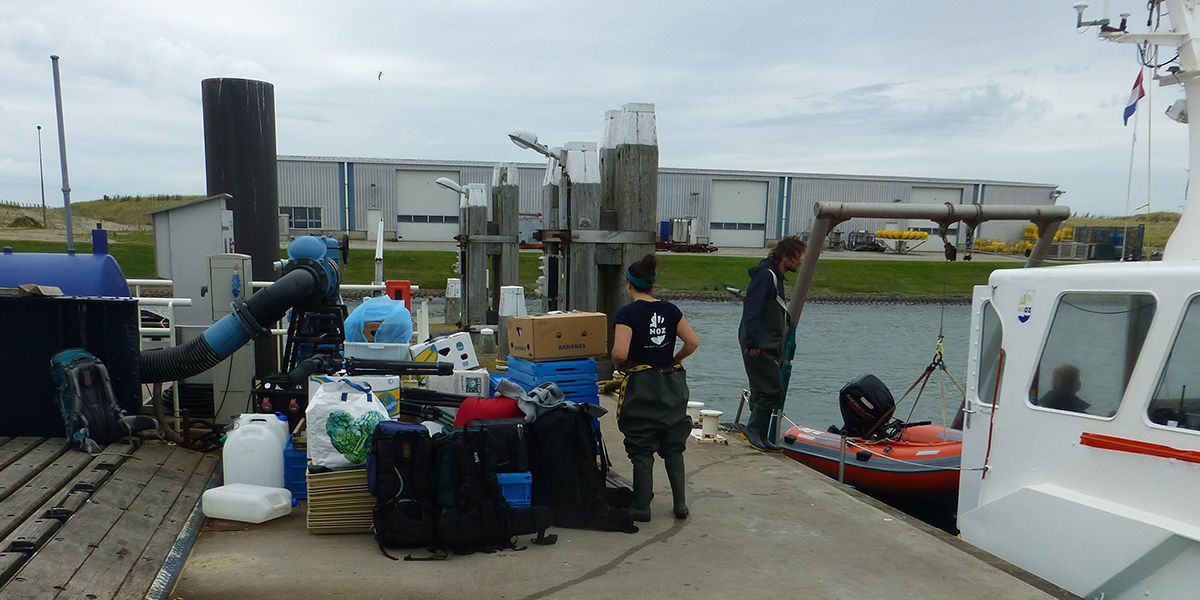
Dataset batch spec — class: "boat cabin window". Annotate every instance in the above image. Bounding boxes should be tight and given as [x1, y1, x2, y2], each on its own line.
[977, 301, 1004, 407]
[1149, 295, 1200, 431]
[1029, 293, 1156, 417]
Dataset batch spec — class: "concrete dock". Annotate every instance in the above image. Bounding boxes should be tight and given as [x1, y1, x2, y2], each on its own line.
[170, 394, 1076, 600]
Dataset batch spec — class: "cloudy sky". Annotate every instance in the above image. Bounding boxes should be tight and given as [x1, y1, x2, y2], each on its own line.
[0, 1, 1189, 217]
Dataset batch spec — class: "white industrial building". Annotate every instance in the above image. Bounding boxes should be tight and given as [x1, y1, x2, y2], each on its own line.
[277, 155, 1060, 249]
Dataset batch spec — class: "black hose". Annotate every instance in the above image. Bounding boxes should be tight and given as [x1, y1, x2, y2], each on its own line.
[244, 268, 321, 324]
[141, 336, 223, 383]
[139, 267, 323, 384]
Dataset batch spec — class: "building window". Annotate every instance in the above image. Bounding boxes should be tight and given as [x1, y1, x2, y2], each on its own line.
[1030, 293, 1156, 417]
[1149, 295, 1200, 431]
[279, 207, 322, 229]
[751, 223, 765, 231]
[398, 214, 457, 224]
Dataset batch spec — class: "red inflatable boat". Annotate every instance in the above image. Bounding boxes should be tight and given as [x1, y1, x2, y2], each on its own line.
[780, 423, 962, 497]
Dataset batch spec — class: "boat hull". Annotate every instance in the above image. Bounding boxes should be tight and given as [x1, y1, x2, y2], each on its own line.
[780, 424, 962, 497]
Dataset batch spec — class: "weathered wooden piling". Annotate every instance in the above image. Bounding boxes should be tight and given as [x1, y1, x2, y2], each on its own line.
[490, 164, 521, 349]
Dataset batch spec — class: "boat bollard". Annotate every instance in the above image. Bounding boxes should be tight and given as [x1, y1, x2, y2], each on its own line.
[687, 401, 705, 426]
[838, 433, 848, 484]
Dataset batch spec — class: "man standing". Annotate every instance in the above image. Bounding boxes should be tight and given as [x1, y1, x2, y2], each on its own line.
[739, 235, 807, 451]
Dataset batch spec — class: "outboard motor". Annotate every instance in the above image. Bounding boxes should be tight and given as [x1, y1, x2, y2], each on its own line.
[836, 374, 896, 438]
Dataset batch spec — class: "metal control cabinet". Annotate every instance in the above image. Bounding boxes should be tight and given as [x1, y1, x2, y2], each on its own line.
[208, 253, 256, 422]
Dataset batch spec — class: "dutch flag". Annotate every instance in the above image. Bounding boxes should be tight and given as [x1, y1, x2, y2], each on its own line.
[1124, 70, 1145, 126]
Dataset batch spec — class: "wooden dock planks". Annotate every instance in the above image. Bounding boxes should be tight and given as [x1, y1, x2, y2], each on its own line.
[0, 439, 218, 600]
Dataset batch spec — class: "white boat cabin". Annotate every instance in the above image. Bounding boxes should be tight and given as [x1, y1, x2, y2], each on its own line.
[958, 262, 1200, 599]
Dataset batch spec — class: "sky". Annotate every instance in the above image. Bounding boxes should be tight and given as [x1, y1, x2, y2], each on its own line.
[0, 1, 1190, 217]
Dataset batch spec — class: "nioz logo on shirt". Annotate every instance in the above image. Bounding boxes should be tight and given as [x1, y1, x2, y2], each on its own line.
[649, 313, 666, 345]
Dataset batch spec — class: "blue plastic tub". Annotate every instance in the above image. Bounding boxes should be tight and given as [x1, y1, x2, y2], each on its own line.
[497, 471, 532, 508]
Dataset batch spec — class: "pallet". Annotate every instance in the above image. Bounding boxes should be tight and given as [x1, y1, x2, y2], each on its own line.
[0, 439, 218, 600]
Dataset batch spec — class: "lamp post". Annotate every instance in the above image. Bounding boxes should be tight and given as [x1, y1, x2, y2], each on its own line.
[51, 55, 75, 252]
[37, 125, 46, 226]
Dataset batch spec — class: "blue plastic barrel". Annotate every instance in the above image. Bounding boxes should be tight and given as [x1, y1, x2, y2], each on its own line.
[0, 247, 130, 297]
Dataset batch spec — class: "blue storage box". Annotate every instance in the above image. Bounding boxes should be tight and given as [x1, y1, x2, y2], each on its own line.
[284, 437, 307, 499]
[497, 471, 532, 508]
[506, 356, 597, 379]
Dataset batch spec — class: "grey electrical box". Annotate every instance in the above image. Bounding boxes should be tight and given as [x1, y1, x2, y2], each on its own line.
[149, 194, 236, 328]
[208, 253, 255, 422]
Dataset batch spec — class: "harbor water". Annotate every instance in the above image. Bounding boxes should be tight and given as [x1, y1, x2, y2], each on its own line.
[416, 297, 973, 432]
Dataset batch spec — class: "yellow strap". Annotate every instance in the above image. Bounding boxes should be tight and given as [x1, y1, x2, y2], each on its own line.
[616, 364, 654, 420]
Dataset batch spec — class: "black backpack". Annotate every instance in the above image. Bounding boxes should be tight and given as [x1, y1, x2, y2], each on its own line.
[368, 421, 439, 559]
[525, 403, 636, 533]
[50, 349, 151, 453]
[432, 426, 555, 556]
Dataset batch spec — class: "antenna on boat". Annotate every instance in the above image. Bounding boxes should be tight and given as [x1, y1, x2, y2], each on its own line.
[1087, 0, 1200, 260]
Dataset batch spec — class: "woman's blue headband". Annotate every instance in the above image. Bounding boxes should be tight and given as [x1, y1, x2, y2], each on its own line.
[625, 267, 656, 289]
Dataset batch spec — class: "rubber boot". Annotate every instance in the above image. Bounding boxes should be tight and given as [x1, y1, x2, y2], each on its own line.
[743, 408, 782, 452]
[629, 454, 653, 522]
[663, 454, 689, 519]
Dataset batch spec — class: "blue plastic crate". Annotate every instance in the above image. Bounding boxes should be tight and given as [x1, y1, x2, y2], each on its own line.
[506, 356, 597, 379]
[505, 376, 597, 399]
[497, 471, 532, 508]
[284, 437, 307, 499]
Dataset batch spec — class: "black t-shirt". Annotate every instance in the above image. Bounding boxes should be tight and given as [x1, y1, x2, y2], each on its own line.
[614, 300, 683, 369]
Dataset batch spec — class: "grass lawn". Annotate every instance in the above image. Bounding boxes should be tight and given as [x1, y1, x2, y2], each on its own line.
[2, 237, 1025, 296]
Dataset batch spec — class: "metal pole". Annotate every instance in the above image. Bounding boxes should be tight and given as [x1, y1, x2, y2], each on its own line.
[50, 55, 74, 252]
[374, 215, 385, 286]
[37, 125, 46, 226]
[838, 434, 847, 484]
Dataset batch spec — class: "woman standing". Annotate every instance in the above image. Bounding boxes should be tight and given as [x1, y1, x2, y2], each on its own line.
[611, 254, 699, 521]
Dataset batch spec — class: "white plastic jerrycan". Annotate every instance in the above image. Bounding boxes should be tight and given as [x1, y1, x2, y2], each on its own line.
[224, 414, 288, 488]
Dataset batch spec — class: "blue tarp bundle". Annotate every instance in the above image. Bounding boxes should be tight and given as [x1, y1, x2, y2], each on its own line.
[345, 296, 413, 343]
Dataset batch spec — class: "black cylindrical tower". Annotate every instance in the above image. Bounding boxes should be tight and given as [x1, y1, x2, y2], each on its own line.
[202, 77, 280, 378]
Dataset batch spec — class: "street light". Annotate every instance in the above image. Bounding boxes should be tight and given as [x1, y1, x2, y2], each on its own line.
[508, 130, 566, 163]
[435, 177, 465, 195]
[37, 125, 46, 226]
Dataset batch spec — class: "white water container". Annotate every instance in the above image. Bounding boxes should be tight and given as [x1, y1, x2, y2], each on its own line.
[224, 418, 286, 488]
[232, 413, 290, 447]
[202, 483, 292, 523]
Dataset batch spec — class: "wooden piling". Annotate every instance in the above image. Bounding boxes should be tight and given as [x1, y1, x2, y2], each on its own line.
[492, 164, 521, 350]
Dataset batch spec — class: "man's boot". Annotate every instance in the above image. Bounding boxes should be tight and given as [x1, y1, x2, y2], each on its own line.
[663, 454, 689, 519]
[630, 454, 653, 522]
[743, 408, 782, 452]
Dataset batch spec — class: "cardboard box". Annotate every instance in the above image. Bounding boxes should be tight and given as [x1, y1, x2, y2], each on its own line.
[424, 368, 488, 398]
[411, 331, 479, 370]
[457, 368, 488, 397]
[507, 312, 608, 360]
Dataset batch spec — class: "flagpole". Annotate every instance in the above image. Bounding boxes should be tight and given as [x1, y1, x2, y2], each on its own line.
[1145, 65, 1153, 261]
[1124, 93, 1137, 262]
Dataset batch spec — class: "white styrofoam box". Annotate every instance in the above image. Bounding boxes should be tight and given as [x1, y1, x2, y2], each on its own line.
[344, 342, 411, 362]
[457, 368, 488, 397]
[308, 375, 403, 417]
[426, 374, 458, 395]
[498, 286, 528, 317]
[412, 331, 478, 370]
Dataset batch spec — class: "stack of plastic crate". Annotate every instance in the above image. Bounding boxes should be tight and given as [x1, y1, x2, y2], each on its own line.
[504, 356, 598, 406]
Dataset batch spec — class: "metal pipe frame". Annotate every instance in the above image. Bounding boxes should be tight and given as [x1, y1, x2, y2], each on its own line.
[788, 202, 1071, 318]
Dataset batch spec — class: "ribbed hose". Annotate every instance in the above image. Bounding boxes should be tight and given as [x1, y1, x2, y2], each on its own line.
[139, 267, 321, 383]
[141, 335, 224, 383]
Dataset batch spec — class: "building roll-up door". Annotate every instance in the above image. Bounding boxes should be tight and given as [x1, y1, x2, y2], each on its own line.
[709, 180, 768, 248]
